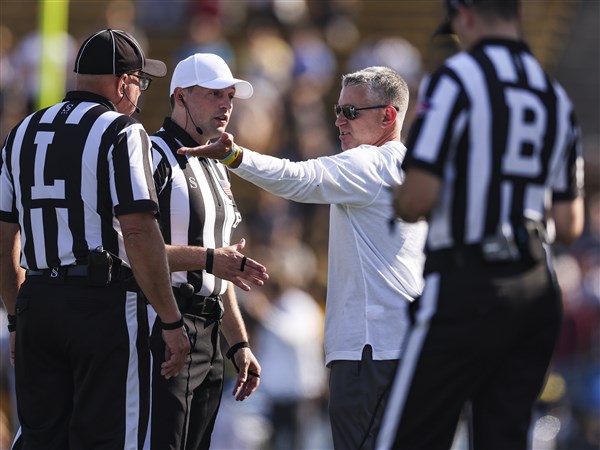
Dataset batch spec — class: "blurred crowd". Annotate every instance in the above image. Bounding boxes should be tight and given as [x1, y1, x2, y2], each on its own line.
[0, 0, 598, 449]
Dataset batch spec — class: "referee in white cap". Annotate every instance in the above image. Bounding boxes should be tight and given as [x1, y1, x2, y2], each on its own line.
[146, 53, 266, 450]
[0, 29, 189, 450]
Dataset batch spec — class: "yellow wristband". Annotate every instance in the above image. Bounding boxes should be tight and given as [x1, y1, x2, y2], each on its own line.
[220, 145, 241, 166]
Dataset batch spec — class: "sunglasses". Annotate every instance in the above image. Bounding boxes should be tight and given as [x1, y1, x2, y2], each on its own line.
[127, 73, 152, 91]
[334, 104, 398, 120]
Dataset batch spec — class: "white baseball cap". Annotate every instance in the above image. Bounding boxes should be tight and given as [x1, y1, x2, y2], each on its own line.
[170, 53, 253, 99]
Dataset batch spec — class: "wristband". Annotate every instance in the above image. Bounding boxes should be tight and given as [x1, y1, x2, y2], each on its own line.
[226, 341, 249, 360]
[219, 144, 241, 166]
[206, 248, 214, 274]
[7, 314, 16, 333]
[161, 316, 184, 330]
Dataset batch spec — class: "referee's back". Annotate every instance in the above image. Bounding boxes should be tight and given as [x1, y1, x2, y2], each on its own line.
[378, 1, 584, 448]
[406, 38, 582, 250]
[1, 96, 149, 269]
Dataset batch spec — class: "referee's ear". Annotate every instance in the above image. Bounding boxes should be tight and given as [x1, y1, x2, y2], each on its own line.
[116, 73, 128, 97]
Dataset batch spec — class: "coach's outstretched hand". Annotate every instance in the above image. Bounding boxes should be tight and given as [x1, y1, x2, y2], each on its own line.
[177, 132, 235, 161]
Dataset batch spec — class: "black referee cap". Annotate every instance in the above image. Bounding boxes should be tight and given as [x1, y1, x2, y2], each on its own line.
[434, 0, 519, 36]
[74, 29, 167, 77]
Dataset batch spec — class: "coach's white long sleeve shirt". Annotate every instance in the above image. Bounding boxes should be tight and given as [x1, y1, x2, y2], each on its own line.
[232, 141, 427, 365]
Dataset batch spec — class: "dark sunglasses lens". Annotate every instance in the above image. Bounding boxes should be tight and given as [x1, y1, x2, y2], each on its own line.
[344, 106, 357, 119]
[334, 105, 356, 120]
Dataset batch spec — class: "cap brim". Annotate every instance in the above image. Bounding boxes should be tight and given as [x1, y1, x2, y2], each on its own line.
[143, 58, 167, 77]
[433, 19, 453, 36]
[199, 78, 254, 99]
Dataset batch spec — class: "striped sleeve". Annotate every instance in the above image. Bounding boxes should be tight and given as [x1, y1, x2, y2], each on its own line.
[0, 133, 18, 223]
[403, 67, 468, 177]
[547, 83, 584, 202]
[111, 122, 159, 217]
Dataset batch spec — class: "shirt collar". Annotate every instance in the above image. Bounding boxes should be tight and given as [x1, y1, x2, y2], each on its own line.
[63, 91, 117, 111]
[161, 117, 201, 148]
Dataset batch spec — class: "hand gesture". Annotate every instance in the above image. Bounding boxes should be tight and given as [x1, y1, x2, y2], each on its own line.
[231, 347, 261, 401]
[214, 238, 269, 291]
[177, 132, 234, 160]
[160, 326, 191, 379]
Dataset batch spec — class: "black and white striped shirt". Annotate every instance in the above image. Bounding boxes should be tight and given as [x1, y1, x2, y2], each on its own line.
[0, 91, 159, 269]
[150, 118, 241, 296]
[404, 38, 584, 251]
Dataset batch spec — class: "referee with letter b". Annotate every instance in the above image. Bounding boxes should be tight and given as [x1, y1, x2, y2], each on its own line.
[0, 29, 189, 449]
[377, 0, 585, 449]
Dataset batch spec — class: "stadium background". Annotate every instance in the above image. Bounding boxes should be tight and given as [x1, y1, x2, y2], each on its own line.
[0, 1, 598, 448]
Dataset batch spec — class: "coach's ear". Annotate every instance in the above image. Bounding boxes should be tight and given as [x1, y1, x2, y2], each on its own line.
[381, 104, 398, 127]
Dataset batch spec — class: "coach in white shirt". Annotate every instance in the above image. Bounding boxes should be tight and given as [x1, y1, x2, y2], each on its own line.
[180, 65, 427, 450]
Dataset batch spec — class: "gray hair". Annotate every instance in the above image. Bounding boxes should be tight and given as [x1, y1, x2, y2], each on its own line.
[341, 66, 409, 123]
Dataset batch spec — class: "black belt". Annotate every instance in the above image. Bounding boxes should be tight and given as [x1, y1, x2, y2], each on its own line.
[27, 265, 134, 283]
[425, 221, 546, 274]
[28, 265, 88, 277]
[172, 284, 224, 319]
[425, 245, 486, 273]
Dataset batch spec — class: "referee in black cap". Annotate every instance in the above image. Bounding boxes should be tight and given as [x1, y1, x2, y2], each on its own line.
[0, 29, 189, 450]
[377, 1, 585, 449]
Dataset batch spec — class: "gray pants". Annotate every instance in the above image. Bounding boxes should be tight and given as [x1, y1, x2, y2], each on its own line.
[328, 345, 398, 450]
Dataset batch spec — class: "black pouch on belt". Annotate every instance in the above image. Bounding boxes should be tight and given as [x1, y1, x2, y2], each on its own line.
[516, 220, 546, 264]
[173, 283, 195, 312]
[87, 246, 113, 286]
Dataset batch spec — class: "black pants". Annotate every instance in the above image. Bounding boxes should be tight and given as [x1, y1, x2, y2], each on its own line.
[148, 314, 224, 450]
[378, 257, 562, 449]
[328, 345, 398, 450]
[13, 276, 150, 450]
